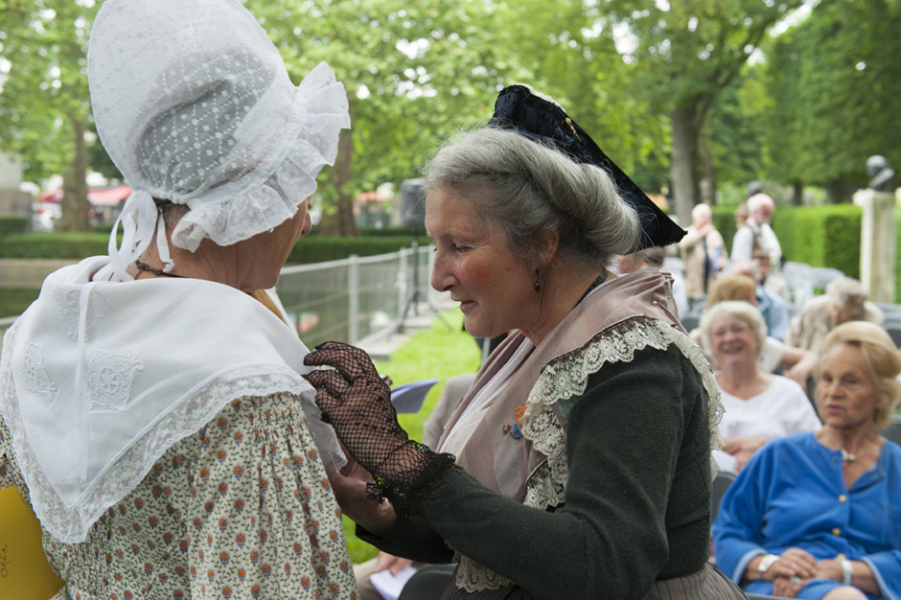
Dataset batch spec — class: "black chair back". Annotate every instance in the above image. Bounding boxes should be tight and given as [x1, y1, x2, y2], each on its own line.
[398, 564, 455, 600]
[681, 315, 700, 332]
[880, 414, 901, 446]
[711, 470, 737, 522]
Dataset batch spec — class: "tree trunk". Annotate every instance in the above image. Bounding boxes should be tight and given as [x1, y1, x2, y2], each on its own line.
[670, 104, 704, 226]
[828, 180, 844, 204]
[792, 182, 803, 206]
[699, 125, 717, 205]
[60, 114, 90, 232]
[318, 121, 358, 237]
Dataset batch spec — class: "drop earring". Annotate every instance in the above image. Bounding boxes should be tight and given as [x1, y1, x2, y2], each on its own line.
[534, 268, 541, 293]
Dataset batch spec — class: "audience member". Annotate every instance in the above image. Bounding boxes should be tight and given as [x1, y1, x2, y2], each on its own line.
[754, 248, 791, 304]
[713, 321, 901, 600]
[786, 277, 885, 355]
[617, 247, 689, 318]
[731, 259, 791, 341]
[699, 275, 818, 386]
[700, 302, 820, 472]
[678, 203, 727, 300]
[734, 203, 749, 230]
[732, 193, 782, 272]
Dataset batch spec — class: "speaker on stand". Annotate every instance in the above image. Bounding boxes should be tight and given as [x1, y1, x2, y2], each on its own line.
[391, 179, 451, 334]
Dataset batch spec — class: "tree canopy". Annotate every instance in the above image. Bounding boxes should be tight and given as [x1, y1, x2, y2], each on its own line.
[596, 0, 804, 222]
[0, 0, 899, 233]
[765, 0, 901, 198]
[0, 0, 98, 229]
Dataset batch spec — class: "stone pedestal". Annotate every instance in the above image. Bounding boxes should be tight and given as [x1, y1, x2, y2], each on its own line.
[857, 189, 896, 303]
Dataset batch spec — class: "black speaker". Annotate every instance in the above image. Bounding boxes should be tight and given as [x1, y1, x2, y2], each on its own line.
[401, 178, 426, 228]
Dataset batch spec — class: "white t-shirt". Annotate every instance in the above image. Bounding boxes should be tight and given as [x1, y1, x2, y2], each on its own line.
[714, 375, 820, 471]
[718, 375, 821, 440]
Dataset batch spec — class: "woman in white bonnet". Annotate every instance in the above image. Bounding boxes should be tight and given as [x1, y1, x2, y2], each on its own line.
[0, 0, 357, 598]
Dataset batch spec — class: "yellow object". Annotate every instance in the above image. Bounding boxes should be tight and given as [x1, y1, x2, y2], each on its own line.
[0, 485, 65, 600]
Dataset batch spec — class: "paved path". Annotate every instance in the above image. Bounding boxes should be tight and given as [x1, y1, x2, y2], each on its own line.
[357, 299, 457, 362]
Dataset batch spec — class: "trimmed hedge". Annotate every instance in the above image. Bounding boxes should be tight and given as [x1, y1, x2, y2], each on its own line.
[0, 232, 419, 264]
[0, 215, 28, 237]
[711, 206, 739, 254]
[772, 205, 862, 280]
[0, 233, 112, 259]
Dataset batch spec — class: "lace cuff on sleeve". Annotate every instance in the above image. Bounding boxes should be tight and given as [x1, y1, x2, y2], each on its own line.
[368, 441, 459, 521]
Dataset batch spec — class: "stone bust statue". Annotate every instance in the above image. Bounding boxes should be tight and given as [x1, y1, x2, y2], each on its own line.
[867, 155, 896, 192]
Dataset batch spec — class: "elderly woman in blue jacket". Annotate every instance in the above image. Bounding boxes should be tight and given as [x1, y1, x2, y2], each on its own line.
[713, 321, 901, 600]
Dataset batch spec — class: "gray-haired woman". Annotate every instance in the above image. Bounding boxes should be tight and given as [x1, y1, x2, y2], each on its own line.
[700, 301, 820, 472]
[304, 87, 745, 600]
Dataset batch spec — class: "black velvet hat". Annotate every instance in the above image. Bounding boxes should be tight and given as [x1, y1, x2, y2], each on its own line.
[488, 84, 685, 251]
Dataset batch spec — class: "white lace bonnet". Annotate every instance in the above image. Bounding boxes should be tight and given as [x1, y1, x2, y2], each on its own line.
[87, 0, 350, 282]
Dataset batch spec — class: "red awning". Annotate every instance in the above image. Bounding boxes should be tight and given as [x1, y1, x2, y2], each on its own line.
[88, 186, 132, 206]
[36, 186, 133, 206]
[37, 189, 62, 203]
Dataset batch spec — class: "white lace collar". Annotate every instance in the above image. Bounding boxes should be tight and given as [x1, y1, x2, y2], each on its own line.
[0, 256, 343, 543]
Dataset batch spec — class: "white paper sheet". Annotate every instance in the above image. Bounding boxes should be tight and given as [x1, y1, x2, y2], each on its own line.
[370, 565, 418, 600]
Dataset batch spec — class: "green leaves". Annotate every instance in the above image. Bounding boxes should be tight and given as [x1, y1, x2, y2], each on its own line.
[765, 0, 901, 190]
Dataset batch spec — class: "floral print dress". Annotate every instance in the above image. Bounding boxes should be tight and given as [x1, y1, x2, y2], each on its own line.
[0, 392, 358, 600]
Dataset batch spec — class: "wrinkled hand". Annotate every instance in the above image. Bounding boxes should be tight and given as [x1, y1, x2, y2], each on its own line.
[814, 558, 843, 582]
[326, 463, 397, 535]
[304, 342, 408, 476]
[773, 575, 806, 598]
[375, 552, 414, 576]
[732, 450, 756, 472]
[765, 548, 816, 582]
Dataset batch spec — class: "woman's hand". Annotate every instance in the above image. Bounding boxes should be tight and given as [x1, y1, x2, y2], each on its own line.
[768, 548, 817, 581]
[722, 436, 770, 455]
[773, 575, 806, 598]
[747, 548, 816, 583]
[305, 342, 411, 476]
[814, 558, 843, 582]
[732, 449, 756, 472]
[327, 463, 397, 536]
[326, 439, 398, 534]
[780, 347, 817, 386]
[722, 436, 768, 471]
[374, 552, 414, 576]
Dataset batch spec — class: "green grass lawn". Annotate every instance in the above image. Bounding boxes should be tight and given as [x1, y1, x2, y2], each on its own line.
[341, 308, 481, 565]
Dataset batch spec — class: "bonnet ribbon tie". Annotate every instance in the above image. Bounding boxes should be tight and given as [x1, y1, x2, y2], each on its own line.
[94, 190, 174, 282]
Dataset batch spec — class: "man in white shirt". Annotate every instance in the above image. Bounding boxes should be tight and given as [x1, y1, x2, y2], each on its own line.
[731, 193, 782, 274]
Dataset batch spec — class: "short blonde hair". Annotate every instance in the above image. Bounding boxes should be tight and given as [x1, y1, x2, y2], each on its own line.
[699, 301, 768, 359]
[821, 321, 901, 428]
[708, 275, 757, 307]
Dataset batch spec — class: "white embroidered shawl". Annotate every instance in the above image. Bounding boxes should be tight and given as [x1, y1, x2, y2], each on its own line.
[0, 256, 343, 544]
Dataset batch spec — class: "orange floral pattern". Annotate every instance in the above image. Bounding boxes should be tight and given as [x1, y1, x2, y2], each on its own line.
[0, 393, 357, 599]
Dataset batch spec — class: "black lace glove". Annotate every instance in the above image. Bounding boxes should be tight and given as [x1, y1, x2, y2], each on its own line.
[304, 342, 456, 518]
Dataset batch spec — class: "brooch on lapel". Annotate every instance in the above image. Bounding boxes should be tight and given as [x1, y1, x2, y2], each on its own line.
[503, 406, 527, 439]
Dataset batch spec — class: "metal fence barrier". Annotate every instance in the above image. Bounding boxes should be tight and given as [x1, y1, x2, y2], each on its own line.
[272, 243, 447, 347]
[0, 244, 449, 347]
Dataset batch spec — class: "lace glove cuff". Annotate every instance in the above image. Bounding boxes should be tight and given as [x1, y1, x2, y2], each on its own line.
[368, 440, 459, 521]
